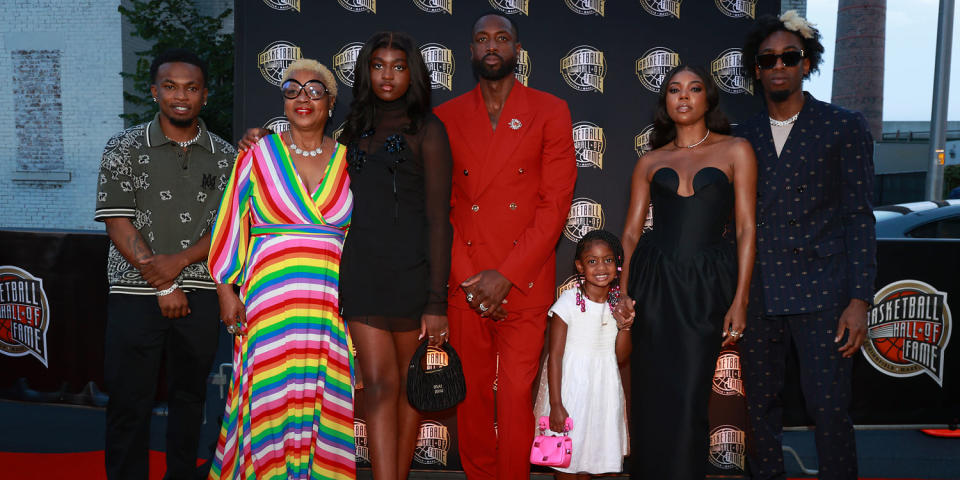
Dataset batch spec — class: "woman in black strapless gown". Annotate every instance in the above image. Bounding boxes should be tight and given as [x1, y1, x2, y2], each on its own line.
[620, 65, 756, 479]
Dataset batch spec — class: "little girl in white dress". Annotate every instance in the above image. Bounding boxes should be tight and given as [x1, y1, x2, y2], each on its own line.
[534, 229, 633, 478]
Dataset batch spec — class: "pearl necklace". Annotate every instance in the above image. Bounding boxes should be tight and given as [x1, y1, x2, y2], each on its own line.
[167, 127, 202, 148]
[675, 130, 710, 149]
[769, 112, 800, 127]
[289, 140, 323, 157]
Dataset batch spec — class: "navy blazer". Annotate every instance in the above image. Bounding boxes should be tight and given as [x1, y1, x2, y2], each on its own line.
[737, 93, 877, 315]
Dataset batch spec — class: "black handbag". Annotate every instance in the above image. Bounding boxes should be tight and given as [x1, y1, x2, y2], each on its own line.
[406, 340, 467, 412]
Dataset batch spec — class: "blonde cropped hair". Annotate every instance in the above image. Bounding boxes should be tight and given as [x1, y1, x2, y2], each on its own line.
[281, 58, 338, 98]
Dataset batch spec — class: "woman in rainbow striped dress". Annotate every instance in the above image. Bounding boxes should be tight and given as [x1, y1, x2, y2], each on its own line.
[207, 59, 356, 480]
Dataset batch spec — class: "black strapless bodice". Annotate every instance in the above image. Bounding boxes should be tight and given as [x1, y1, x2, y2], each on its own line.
[645, 166, 733, 259]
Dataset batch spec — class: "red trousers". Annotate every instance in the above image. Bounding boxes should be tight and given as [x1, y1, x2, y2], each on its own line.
[449, 304, 547, 480]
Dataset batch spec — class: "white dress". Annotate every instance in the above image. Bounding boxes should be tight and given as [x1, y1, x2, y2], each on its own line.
[533, 288, 628, 474]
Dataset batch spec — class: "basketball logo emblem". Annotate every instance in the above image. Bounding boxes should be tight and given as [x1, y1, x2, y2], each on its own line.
[712, 351, 744, 396]
[708, 425, 745, 470]
[258, 41, 302, 86]
[564, 198, 604, 242]
[331, 122, 346, 143]
[572, 121, 605, 169]
[635, 124, 655, 157]
[715, 0, 755, 18]
[414, 0, 452, 14]
[711, 48, 753, 95]
[338, 0, 376, 13]
[636, 47, 680, 93]
[420, 43, 455, 91]
[414, 420, 451, 465]
[262, 0, 300, 11]
[639, 0, 682, 18]
[556, 274, 579, 299]
[565, 0, 604, 16]
[863, 280, 951, 385]
[263, 116, 290, 134]
[0, 266, 50, 367]
[354, 419, 370, 464]
[514, 49, 531, 86]
[561, 46, 606, 93]
[489, 0, 528, 15]
[333, 42, 364, 88]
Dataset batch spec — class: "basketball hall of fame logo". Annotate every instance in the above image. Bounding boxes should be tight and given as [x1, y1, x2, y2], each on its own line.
[263, 0, 300, 11]
[636, 47, 680, 93]
[331, 122, 346, 143]
[354, 419, 370, 464]
[712, 350, 744, 396]
[514, 49, 531, 86]
[258, 41, 302, 86]
[564, 198, 604, 242]
[490, 0, 528, 15]
[420, 43, 455, 91]
[0, 266, 50, 367]
[338, 0, 375, 13]
[863, 280, 952, 386]
[566, 0, 604, 16]
[414, 0, 452, 14]
[333, 42, 364, 88]
[634, 124, 655, 157]
[715, 0, 756, 19]
[263, 116, 290, 134]
[639, 0, 682, 18]
[572, 121, 605, 169]
[414, 420, 451, 466]
[711, 48, 753, 95]
[708, 425, 746, 470]
[556, 274, 579, 299]
[561, 46, 606, 93]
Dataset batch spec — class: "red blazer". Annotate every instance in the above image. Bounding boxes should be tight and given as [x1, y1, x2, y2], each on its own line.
[434, 82, 577, 310]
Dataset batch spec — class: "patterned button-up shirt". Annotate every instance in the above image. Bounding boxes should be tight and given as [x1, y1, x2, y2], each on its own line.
[94, 113, 237, 294]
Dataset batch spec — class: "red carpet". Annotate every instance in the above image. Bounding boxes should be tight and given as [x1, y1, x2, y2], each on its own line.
[0, 450, 931, 480]
[0, 451, 204, 480]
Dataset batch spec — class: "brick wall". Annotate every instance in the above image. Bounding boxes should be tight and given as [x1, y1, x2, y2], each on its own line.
[0, 1, 124, 231]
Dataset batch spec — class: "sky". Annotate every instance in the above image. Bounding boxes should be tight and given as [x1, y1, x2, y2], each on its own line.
[804, 0, 960, 122]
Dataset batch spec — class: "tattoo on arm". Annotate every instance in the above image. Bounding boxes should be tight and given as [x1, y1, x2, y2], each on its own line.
[128, 233, 151, 262]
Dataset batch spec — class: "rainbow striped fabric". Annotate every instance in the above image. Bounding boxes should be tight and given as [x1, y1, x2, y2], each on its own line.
[208, 134, 355, 479]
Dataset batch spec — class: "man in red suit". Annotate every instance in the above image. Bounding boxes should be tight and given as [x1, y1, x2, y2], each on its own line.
[433, 12, 577, 480]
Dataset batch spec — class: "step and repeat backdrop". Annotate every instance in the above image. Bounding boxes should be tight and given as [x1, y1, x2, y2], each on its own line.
[3, 1, 954, 478]
[236, 0, 776, 474]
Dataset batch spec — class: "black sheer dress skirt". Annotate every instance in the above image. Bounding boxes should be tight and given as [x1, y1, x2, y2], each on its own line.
[628, 166, 737, 479]
[339, 98, 452, 331]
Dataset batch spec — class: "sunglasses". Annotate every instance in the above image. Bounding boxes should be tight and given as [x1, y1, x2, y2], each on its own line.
[281, 79, 328, 100]
[755, 50, 805, 70]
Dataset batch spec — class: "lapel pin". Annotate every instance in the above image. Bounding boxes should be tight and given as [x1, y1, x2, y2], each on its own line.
[509, 118, 522, 130]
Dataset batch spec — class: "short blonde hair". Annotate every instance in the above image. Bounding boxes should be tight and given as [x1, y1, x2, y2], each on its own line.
[281, 58, 338, 98]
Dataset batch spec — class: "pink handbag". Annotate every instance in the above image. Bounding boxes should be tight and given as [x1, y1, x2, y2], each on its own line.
[530, 416, 573, 468]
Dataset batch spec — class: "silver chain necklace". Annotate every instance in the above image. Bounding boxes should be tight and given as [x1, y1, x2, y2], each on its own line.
[675, 130, 710, 149]
[769, 112, 800, 127]
[167, 127, 202, 148]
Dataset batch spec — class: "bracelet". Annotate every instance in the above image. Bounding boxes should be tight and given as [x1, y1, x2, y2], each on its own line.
[156, 283, 180, 297]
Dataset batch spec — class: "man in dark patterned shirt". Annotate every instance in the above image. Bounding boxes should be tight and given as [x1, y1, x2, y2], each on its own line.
[94, 49, 236, 480]
[737, 12, 877, 480]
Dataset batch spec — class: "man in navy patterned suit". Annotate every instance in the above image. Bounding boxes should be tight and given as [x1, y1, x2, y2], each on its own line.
[737, 11, 876, 480]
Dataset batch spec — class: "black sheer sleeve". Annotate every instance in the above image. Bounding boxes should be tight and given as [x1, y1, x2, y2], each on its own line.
[419, 114, 453, 315]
